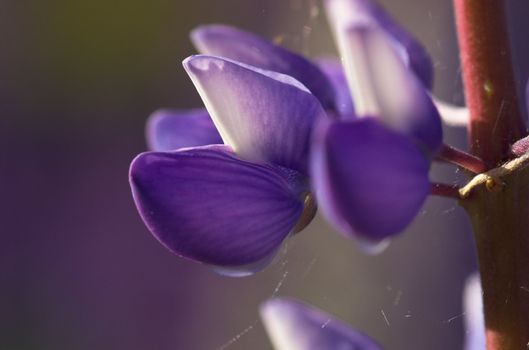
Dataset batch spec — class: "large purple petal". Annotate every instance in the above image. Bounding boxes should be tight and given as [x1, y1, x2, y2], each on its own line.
[325, 0, 433, 88]
[183, 55, 325, 174]
[190, 24, 336, 110]
[146, 108, 222, 151]
[316, 57, 356, 118]
[260, 298, 383, 350]
[323, 22, 442, 153]
[129, 145, 305, 269]
[311, 118, 430, 242]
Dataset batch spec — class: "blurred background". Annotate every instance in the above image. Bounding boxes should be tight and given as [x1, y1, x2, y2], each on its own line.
[1, 0, 528, 349]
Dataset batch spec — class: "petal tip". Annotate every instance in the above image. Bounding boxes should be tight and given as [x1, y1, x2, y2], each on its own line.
[260, 297, 383, 350]
[128, 151, 149, 184]
[355, 236, 391, 255]
[190, 23, 230, 44]
[189, 25, 207, 42]
[128, 151, 158, 219]
[145, 109, 169, 133]
[182, 55, 223, 76]
[189, 24, 217, 50]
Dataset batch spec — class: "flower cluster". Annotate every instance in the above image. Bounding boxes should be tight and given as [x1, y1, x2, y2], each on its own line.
[127, 0, 493, 347]
[129, 0, 449, 275]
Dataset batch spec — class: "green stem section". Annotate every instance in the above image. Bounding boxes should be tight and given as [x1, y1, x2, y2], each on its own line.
[454, 0, 529, 348]
[461, 167, 529, 349]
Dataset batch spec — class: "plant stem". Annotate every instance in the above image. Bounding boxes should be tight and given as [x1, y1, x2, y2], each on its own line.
[454, 0, 529, 349]
[453, 0, 525, 167]
[461, 167, 529, 350]
[436, 144, 487, 174]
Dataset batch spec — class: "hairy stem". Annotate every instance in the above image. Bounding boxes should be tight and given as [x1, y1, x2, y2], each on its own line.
[454, 0, 529, 349]
[454, 0, 525, 167]
[461, 166, 529, 350]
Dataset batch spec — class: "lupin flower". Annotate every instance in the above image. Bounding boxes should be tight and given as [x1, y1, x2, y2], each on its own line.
[260, 281, 486, 350]
[190, 24, 338, 111]
[130, 54, 325, 274]
[145, 23, 350, 154]
[130, 0, 456, 272]
[309, 0, 443, 246]
[260, 298, 383, 350]
[130, 5, 360, 273]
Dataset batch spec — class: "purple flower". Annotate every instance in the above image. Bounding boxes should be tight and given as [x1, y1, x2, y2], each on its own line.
[309, 0, 443, 246]
[260, 281, 484, 350]
[311, 118, 432, 245]
[260, 298, 383, 350]
[130, 55, 324, 274]
[325, 0, 433, 89]
[190, 24, 338, 112]
[130, 0, 448, 271]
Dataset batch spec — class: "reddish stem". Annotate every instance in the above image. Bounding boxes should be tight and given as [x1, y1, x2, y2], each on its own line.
[454, 1, 529, 349]
[454, 0, 525, 167]
[436, 144, 487, 174]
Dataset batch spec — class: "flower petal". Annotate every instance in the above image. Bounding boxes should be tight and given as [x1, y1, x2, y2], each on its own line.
[311, 118, 430, 242]
[432, 97, 469, 127]
[325, 0, 433, 88]
[190, 24, 336, 110]
[183, 55, 325, 174]
[260, 298, 383, 350]
[146, 108, 222, 151]
[316, 57, 356, 118]
[463, 273, 485, 350]
[129, 145, 305, 269]
[326, 22, 442, 153]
